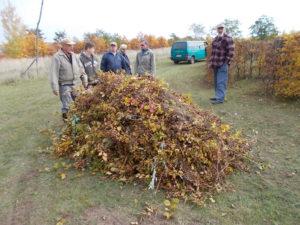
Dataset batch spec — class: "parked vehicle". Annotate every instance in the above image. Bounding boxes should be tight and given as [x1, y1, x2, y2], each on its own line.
[170, 41, 207, 64]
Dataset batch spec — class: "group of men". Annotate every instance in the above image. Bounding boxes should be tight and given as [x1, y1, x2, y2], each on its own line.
[50, 39, 156, 119]
[50, 24, 234, 119]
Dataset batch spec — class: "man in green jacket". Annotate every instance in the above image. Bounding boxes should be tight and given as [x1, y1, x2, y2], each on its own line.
[134, 40, 156, 76]
[49, 38, 86, 119]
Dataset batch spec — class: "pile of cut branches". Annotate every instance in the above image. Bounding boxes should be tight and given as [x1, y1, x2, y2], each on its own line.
[53, 73, 250, 203]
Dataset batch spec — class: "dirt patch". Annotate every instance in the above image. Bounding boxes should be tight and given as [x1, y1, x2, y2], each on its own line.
[77, 205, 205, 225]
[79, 206, 133, 225]
[1, 170, 39, 225]
[9, 200, 33, 225]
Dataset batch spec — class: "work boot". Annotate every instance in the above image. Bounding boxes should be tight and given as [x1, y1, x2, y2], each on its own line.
[211, 100, 223, 105]
[62, 113, 68, 120]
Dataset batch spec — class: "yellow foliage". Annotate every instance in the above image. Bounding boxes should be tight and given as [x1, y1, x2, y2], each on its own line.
[3, 33, 49, 58]
[205, 33, 300, 99]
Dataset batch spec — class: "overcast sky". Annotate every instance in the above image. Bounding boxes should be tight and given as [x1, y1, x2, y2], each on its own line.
[0, 0, 299, 43]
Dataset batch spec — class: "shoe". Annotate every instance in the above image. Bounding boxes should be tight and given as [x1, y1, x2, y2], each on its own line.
[62, 113, 68, 120]
[211, 100, 223, 104]
[210, 97, 217, 101]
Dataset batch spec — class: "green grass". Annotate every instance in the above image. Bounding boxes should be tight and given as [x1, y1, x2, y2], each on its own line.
[0, 59, 299, 225]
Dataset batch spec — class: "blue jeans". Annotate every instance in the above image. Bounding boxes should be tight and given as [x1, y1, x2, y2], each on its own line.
[213, 63, 228, 102]
[59, 85, 76, 113]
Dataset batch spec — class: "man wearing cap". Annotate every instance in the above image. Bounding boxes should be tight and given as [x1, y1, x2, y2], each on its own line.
[119, 44, 132, 75]
[49, 38, 86, 119]
[134, 40, 156, 77]
[80, 42, 100, 87]
[100, 42, 130, 74]
[209, 24, 234, 104]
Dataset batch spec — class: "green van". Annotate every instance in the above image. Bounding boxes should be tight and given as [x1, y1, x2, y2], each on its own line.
[170, 41, 207, 64]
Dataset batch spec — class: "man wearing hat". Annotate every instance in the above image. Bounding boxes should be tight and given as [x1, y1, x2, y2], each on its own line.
[100, 42, 130, 74]
[119, 44, 132, 75]
[209, 24, 234, 104]
[134, 40, 156, 77]
[49, 38, 87, 119]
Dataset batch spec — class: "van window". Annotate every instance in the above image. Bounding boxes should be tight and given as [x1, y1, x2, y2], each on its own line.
[172, 42, 186, 50]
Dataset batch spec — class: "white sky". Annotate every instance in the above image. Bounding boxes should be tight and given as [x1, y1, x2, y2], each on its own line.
[0, 0, 299, 43]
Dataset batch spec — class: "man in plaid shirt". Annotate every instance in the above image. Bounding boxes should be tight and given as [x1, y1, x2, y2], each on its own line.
[209, 24, 234, 104]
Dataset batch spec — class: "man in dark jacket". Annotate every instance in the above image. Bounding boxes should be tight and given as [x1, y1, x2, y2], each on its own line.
[80, 42, 100, 87]
[209, 24, 234, 104]
[100, 42, 129, 74]
[119, 44, 132, 75]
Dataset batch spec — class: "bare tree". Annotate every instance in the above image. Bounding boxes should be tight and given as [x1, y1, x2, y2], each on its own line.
[0, 0, 26, 40]
[189, 23, 206, 40]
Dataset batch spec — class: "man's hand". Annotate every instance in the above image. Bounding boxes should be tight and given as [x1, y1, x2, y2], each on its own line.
[53, 90, 59, 96]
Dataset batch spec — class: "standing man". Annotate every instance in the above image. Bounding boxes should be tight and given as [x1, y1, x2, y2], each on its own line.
[134, 40, 156, 77]
[80, 42, 100, 87]
[119, 44, 132, 75]
[50, 38, 86, 119]
[100, 42, 130, 74]
[209, 24, 234, 104]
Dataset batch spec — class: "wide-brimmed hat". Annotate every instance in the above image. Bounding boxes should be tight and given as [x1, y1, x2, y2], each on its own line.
[61, 38, 75, 45]
[110, 41, 117, 46]
[216, 23, 225, 29]
[120, 44, 127, 50]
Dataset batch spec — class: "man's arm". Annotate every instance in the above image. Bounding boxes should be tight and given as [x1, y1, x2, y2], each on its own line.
[226, 37, 235, 65]
[150, 52, 156, 76]
[76, 55, 88, 88]
[120, 54, 129, 74]
[49, 56, 60, 95]
[100, 54, 107, 72]
[134, 53, 139, 75]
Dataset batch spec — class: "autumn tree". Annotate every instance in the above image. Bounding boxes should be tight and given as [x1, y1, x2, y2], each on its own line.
[128, 38, 140, 49]
[222, 19, 242, 38]
[27, 28, 44, 39]
[250, 15, 279, 40]
[0, 0, 26, 40]
[189, 23, 206, 40]
[1, 1, 25, 57]
[53, 31, 67, 43]
[83, 33, 107, 53]
[1, 1, 49, 58]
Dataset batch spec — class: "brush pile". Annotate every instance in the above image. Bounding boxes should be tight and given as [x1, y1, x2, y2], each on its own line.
[53, 73, 250, 203]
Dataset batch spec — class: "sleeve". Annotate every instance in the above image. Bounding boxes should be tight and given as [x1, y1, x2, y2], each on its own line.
[120, 55, 127, 74]
[100, 54, 107, 72]
[150, 52, 156, 76]
[49, 56, 60, 92]
[76, 54, 85, 74]
[127, 56, 132, 75]
[226, 37, 235, 65]
[134, 53, 139, 75]
[76, 55, 88, 87]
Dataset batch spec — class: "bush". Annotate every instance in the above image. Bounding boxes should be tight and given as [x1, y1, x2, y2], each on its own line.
[53, 73, 250, 203]
[205, 33, 300, 99]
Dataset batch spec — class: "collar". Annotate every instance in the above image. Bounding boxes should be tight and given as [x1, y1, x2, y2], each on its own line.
[58, 49, 72, 56]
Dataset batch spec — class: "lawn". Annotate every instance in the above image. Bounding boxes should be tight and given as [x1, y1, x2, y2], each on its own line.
[0, 58, 299, 225]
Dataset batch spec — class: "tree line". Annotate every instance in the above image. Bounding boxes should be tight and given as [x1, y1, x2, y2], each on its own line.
[0, 1, 285, 58]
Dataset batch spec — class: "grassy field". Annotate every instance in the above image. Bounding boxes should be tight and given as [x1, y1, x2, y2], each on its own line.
[0, 58, 299, 225]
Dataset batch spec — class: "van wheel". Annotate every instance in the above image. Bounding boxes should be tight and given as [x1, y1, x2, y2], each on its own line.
[174, 61, 179, 64]
[189, 57, 195, 64]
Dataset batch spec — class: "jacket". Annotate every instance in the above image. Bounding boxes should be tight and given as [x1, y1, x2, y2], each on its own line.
[119, 51, 132, 75]
[100, 52, 129, 74]
[134, 49, 156, 76]
[80, 52, 99, 83]
[209, 33, 234, 68]
[49, 49, 83, 92]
